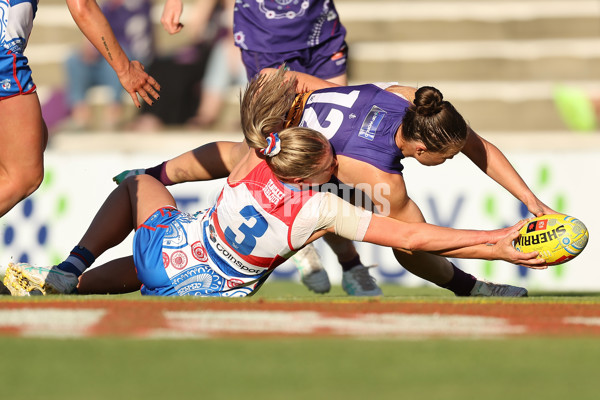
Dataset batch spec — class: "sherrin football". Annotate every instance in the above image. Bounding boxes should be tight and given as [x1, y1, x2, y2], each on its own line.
[514, 214, 589, 265]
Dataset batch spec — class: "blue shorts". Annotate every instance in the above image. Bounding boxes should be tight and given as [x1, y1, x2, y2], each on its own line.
[0, 49, 36, 99]
[133, 207, 182, 296]
[241, 34, 347, 81]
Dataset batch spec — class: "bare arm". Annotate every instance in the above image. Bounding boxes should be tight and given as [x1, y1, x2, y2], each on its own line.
[66, 0, 160, 107]
[260, 68, 339, 93]
[360, 216, 546, 268]
[160, 0, 185, 34]
[461, 127, 555, 216]
[184, 0, 225, 39]
[165, 141, 250, 183]
[385, 85, 417, 101]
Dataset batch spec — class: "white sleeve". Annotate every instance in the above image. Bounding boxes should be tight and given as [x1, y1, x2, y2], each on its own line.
[289, 193, 373, 249]
[373, 82, 399, 90]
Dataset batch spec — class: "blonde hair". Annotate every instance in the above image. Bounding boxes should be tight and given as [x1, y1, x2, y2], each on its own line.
[240, 68, 331, 181]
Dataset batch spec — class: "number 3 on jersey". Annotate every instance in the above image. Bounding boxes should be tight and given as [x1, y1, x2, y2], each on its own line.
[224, 205, 268, 255]
[301, 90, 360, 139]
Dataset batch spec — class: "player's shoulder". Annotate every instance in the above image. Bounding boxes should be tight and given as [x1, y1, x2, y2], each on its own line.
[383, 84, 416, 102]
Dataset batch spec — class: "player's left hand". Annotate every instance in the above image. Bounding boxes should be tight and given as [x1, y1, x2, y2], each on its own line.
[117, 60, 160, 108]
[527, 198, 557, 217]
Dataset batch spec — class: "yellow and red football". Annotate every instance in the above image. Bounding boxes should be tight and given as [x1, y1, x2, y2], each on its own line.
[514, 214, 589, 265]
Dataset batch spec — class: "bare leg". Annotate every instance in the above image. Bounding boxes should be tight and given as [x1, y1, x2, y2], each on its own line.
[3, 176, 174, 296]
[332, 156, 458, 288]
[77, 175, 176, 258]
[78, 256, 141, 294]
[393, 250, 454, 285]
[323, 233, 358, 263]
[0, 93, 47, 217]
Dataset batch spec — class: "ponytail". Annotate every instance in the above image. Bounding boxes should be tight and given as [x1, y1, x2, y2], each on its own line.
[240, 68, 331, 181]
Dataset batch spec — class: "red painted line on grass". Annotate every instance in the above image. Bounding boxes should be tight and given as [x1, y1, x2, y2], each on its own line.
[1, 300, 600, 338]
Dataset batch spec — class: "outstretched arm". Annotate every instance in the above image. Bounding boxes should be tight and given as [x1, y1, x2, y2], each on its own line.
[260, 68, 339, 93]
[311, 192, 545, 267]
[461, 127, 555, 216]
[361, 215, 545, 267]
[66, 0, 160, 107]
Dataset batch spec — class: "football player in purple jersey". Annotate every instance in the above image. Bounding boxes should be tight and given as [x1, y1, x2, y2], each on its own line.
[0, 0, 160, 218]
[267, 68, 558, 297]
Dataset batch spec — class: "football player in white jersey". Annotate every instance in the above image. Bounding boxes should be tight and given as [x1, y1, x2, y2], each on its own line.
[2, 70, 545, 297]
[0, 0, 160, 218]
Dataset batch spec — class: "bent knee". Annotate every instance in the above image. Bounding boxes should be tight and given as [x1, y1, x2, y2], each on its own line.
[2, 166, 44, 199]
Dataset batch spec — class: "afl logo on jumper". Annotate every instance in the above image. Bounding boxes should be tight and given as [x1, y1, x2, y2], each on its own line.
[171, 251, 188, 270]
[191, 241, 209, 262]
[359, 106, 386, 141]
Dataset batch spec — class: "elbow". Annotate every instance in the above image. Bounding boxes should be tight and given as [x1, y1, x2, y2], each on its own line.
[66, 0, 93, 18]
[403, 235, 428, 253]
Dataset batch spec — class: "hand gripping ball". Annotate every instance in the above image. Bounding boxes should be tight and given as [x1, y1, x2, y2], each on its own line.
[514, 214, 589, 265]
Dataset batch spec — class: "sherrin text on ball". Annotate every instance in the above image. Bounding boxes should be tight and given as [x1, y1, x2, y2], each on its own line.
[514, 214, 588, 265]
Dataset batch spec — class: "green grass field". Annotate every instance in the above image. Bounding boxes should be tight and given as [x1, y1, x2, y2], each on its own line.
[1, 282, 599, 400]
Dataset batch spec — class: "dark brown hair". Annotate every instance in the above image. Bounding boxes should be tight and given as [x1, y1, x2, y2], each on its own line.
[402, 86, 467, 153]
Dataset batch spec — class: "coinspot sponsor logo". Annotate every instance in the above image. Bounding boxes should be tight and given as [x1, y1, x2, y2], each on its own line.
[214, 242, 264, 274]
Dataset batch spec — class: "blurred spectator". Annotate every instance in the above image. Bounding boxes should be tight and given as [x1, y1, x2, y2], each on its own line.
[129, 0, 242, 131]
[187, 0, 246, 129]
[64, 0, 155, 131]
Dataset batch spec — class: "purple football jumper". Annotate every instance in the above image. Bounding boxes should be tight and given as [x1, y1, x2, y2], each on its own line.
[233, 0, 345, 52]
[298, 84, 410, 174]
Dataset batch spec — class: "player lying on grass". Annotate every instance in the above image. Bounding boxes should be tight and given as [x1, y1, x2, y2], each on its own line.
[2, 70, 546, 297]
[111, 68, 554, 297]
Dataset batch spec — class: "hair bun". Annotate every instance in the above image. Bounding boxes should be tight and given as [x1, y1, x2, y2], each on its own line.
[414, 86, 444, 117]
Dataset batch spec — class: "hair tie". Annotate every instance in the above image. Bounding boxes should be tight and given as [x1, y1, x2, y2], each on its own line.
[260, 132, 281, 157]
